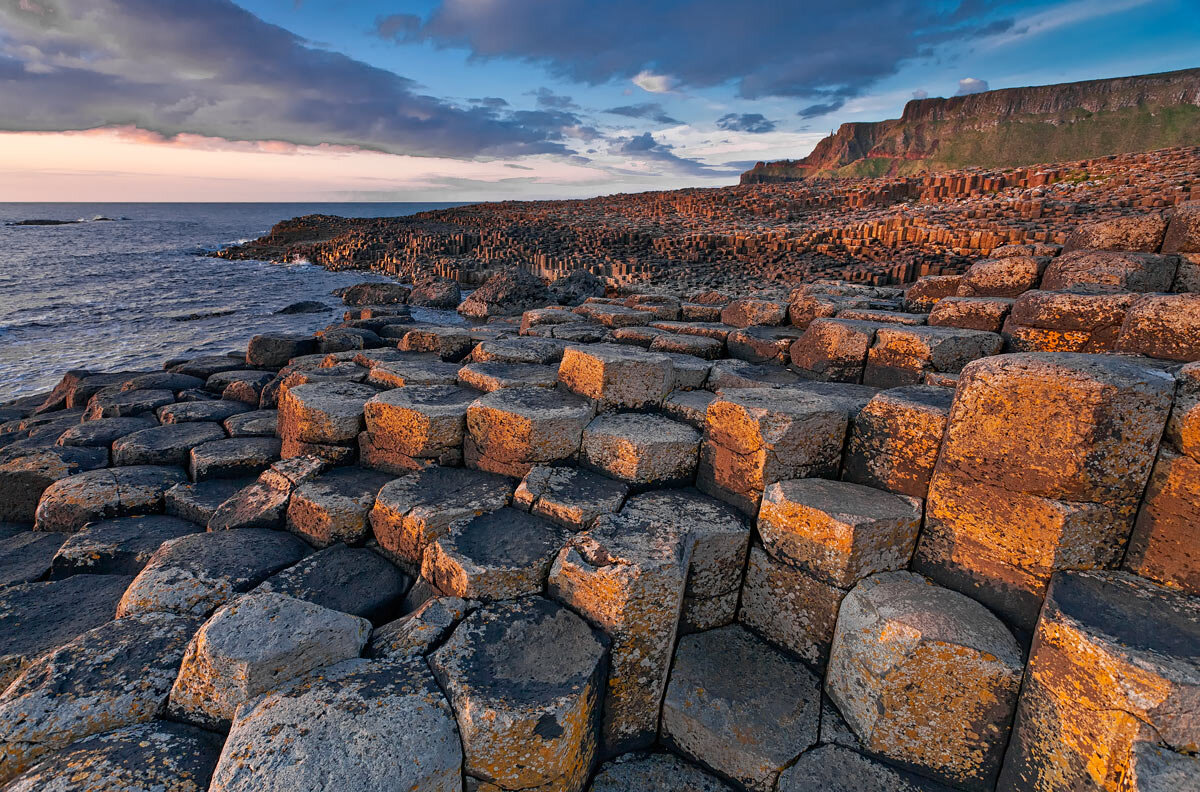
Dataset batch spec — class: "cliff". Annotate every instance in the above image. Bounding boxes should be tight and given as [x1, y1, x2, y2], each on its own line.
[742, 68, 1200, 182]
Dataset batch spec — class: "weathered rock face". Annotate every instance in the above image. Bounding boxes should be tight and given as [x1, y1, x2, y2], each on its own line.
[581, 412, 700, 487]
[431, 596, 607, 792]
[827, 572, 1024, 791]
[49, 515, 199, 578]
[339, 281, 410, 306]
[460, 268, 554, 319]
[589, 752, 735, 792]
[409, 276, 462, 307]
[998, 571, 1200, 792]
[210, 657, 462, 792]
[558, 344, 674, 411]
[255, 543, 411, 623]
[466, 386, 595, 476]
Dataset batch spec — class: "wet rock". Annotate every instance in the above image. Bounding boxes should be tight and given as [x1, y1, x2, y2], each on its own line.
[430, 596, 606, 792]
[0, 444, 109, 523]
[558, 343, 673, 411]
[209, 657, 461, 792]
[0, 721, 222, 792]
[370, 465, 513, 572]
[34, 465, 187, 532]
[118, 372, 207, 394]
[423, 508, 570, 600]
[827, 571, 1023, 791]
[224, 408, 277, 437]
[255, 543, 411, 623]
[117, 528, 309, 617]
[275, 300, 328, 314]
[548, 513, 690, 755]
[246, 333, 317, 368]
[189, 436, 281, 480]
[370, 595, 471, 660]
[0, 610, 201, 783]
[662, 625, 820, 791]
[0, 574, 131, 690]
[157, 399, 250, 424]
[998, 570, 1200, 792]
[50, 515, 199, 578]
[54, 415, 156, 448]
[166, 478, 251, 525]
[171, 355, 248, 379]
[111, 422, 227, 467]
[460, 268, 554, 320]
[0, 531, 66, 587]
[168, 592, 369, 730]
[83, 388, 174, 420]
[466, 386, 594, 476]
[581, 412, 700, 487]
[514, 464, 628, 531]
[206, 456, 325, 531]
[842, 385, 953, 498]
[340, 281, 410, 306]
[285, 466, 395, 547]
[589, 752, 735, 792]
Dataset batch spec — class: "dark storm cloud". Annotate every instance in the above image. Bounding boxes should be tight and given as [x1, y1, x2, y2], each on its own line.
[528, 87, 579, 110]
[382, 0, 1011, 106]
[715, 113, 775, 133]
[0, 0, 577, 157]
[616, 132, 734, 177]
[604, 103, 680, 125]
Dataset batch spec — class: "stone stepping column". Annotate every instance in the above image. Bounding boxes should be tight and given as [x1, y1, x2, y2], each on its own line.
[698, 388, 848, 514]
[0, 611, 202, 784]
[35, 465, 187, 531]
[168, 592, 369, 730]
[422, 507, 570, 601]
[189, 436, 281, 481]
[914, 352, 1176, 631]
[255, 543, 412, 624]
[55, 415, 155, 447]
[366, 356, 463, 388]
[0, 444, 110, 524]
[158, 399, 249, 424]
[49, 515, 199, 578]
[206, 456, 325, 531]
[789, 318, 882, 383]
[649, 332, 723, 359]
[548, 511, 691, 756]
[277, 381, 377, 464]
[457, 361, 559, 392]
[111, 422, 227, 467]
[928, 296, 1014, 334]
[466, 386, 594, 476]
[590, 752, 735, 792]
[369, 596, 471, 661]
[166, 478, 250, 525]
[285, 466, 395, 547]
[740, 479, 922, 666]
[842, 385, 953, 499]
[370, 465, 513, 573]
[862, 325, 1002, 388]
[1, 721, 222, 792]
[400, 325, 476, 361]
[430, 596, 607, 792]
[0, 532, 66, 588]
[1002, 290, 1137, 354]
[471, 337, 569, 365]
[210, 658, 462, 792]
[513, 464, 628, 531]
[223, 408, 277, 437]
[826, 571, 1023, 791]
[661, 625, 820, 792]
[83, 387, 174, 420]
[361, 384, 475, 471]
[246, 333, 317, 368]
[998, 571, 1200, 792]
[779, 744, 955, 792]
[557, 343, 674, 411]
[581, 412, 700, 488]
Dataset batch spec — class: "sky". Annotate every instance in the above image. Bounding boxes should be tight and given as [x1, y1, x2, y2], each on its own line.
[0, 0, 1196, 202]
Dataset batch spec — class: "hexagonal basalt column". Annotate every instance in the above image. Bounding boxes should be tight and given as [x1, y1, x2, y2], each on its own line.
[842, 385, 953, 499]
[557, 343, 673, 411]
[168, 592, 370, 730]
[589, 752, 735, 792]
[826, 571, 1023, 791]
[513, 465, 629, 531]
[430, 596, 607, 792]
[661, 625, 820, 791]
[698, 388, 848, 514]
[422, 507, 570, 600]
[362, 385, 475, 469]
[998, 571, 1200, 792]
[581, 413, 700, 487]
[466, 386, 594, 477]
[285, 466, 395, 547]
[277, 381, 376, 447]
[370, 465, 513, 573]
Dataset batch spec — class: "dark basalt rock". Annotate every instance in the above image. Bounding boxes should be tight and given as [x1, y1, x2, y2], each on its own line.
[255, 543, 412, 623]
[458, 268, 554, 320]
[0, 531, 68, 587]
[339, 281, 411, 306]
[275, 300, 330, 314]
[50, 515, 200, 578]
[55, 416, 156, 447]
[409, 276, 462, 308]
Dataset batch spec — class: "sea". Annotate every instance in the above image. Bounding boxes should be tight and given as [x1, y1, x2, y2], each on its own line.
[0, 203, 466, 403]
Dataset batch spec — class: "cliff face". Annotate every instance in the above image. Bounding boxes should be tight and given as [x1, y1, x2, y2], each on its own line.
[742, 68, 1200, 182]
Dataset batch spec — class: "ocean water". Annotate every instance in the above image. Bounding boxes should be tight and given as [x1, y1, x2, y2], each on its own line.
[0, 203, 465, 402]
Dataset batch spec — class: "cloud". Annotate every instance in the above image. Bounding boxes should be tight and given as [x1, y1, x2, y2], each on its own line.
[604, 103, 680, 125]
[615, 132, 735, 177]
[982, 0, 1153, 49]
[715, 113, 776, 134]
[389, 0, 1012, 108]
[0, 0, 580, 158]
[798, 102, 845, 119]
[528, 87, 579, 110]
[956, 77, 990, 95]
[632, 70, 676, 94]
[912, 89, 929, 100]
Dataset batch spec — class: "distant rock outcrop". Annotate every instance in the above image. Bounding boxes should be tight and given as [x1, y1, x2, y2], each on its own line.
[742, 68, 1200, 183]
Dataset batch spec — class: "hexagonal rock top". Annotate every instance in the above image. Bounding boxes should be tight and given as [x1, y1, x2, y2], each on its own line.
[430, 596, 607, 792]
[590, 752, 735, 792]
[111, 422, 227, 467]
[285, 466, 395, 547]
[117, 529, 309, 617]
[0, 721, 223, 792]
[466, 386, 594, 476]
[277, 382, 377, 445]
[581, 412, 700, 486]
[661, 625, 820, 792]
[210, 657, 462, 792]
[998, 571, 1200, 792]
[363, 384, 475, 461]
[370, 465, 513, 573]
[557, 343, 674, 410]
[168, 592, 370, 730]
[826, 571, 1023, 791]
[255, 543, 412, 624]
[34, 465, 187, 532]
[49, 515, 199, 578]
[779, 745, 955, 792]
[0, 611, 202, 784]
[422, 507, 571, 601]
[758, 478, 923, 588]
[513, 464, 629, 531]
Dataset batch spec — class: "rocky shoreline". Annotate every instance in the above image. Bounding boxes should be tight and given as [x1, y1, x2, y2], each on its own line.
[0, 199, 1198, 790]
